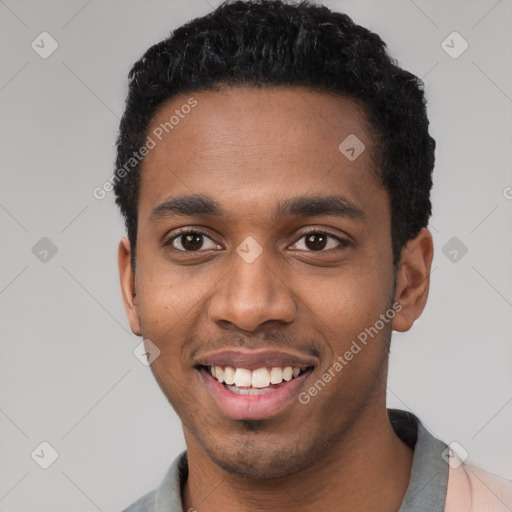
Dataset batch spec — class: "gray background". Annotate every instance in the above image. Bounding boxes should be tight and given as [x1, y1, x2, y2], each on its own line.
[1, 0, 511, 510]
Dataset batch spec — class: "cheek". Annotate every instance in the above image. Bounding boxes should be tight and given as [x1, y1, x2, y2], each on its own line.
[135, 253, 216, 331]
[295, 263, 392, 354]
[134, 260, 222, 383]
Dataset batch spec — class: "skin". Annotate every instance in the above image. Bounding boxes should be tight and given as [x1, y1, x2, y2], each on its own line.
[118, 86, 434, 511]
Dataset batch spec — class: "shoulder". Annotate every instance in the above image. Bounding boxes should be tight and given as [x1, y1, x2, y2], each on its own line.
[445, 463, 512, 512]
[120, 450, 188, 512]
[121, 489, 157, 512]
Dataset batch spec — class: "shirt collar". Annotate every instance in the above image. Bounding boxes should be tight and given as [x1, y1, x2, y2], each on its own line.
[390, 409, 449, 512]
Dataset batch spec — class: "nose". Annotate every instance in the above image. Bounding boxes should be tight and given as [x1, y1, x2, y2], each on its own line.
[208, 250, 296, 332]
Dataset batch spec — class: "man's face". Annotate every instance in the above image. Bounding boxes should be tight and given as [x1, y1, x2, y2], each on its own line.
[123, 87, 398, 477]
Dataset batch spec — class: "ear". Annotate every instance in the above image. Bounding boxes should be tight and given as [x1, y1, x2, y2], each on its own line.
[118, 237, 141, 336]
[392, 228, 434, 332]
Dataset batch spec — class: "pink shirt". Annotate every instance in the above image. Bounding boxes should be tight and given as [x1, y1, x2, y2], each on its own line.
[445, 463, 512, 511]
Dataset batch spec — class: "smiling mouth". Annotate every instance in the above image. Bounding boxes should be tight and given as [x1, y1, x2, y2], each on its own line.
[199, 364, 314, 394]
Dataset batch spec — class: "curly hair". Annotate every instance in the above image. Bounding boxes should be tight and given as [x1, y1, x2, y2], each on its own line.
[114, 0, 435, 271]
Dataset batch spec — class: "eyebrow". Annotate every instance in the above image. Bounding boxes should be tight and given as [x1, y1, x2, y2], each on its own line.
[150, 195, 226, 222]
[277, 195, 366, 221]
[149, 194, 367, 223]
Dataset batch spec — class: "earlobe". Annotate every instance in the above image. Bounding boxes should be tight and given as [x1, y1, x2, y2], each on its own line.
[118, 237, 142, 336]
[392, 228, 434, 333]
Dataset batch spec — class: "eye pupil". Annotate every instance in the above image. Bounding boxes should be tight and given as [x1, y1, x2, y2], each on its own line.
[305, 233, 327, 251]
[182, 233, 203, 251]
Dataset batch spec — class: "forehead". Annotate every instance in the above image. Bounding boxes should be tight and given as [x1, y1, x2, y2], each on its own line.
[138, 86, 387, 224]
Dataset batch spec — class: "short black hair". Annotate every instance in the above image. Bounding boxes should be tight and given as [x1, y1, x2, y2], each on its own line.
[114, 0, 435, 271]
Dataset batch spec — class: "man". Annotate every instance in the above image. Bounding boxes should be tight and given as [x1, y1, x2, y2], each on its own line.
[114, 1, 512, 510]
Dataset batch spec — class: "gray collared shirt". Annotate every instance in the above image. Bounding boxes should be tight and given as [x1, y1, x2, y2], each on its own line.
[122, 409, 448, 512]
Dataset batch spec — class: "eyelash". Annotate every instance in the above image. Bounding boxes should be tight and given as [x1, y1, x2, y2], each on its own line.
[163, 227, 350, 253]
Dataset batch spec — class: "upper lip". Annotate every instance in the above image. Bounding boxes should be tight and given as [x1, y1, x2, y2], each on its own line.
[195, 349, 318, 371]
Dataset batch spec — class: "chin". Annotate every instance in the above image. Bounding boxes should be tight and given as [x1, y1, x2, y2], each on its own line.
[200, 435, 318, 479]
[213, 453, 304, 479]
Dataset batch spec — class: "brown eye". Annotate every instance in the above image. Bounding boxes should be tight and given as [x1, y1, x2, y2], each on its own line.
[179, 233, 204, 251]
[289, 231, 349, 252]
[168, 231, 221, 252]
[305, 233, 328, 251]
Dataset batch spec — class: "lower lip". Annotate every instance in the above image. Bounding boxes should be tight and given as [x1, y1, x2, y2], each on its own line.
[198, 367, 313, 420]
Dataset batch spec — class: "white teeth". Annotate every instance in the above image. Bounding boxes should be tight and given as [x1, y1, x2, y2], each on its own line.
[269, 367, 283, 384]
[223, 366, 235, 385]
[251, 367, 270, 388]
[225, 384, 275, 395]
[234, 368, 252, 387]
[210, 365, 308, 387]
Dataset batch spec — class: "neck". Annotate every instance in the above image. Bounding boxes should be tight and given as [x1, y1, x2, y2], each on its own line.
[182, 405, 414, 512]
